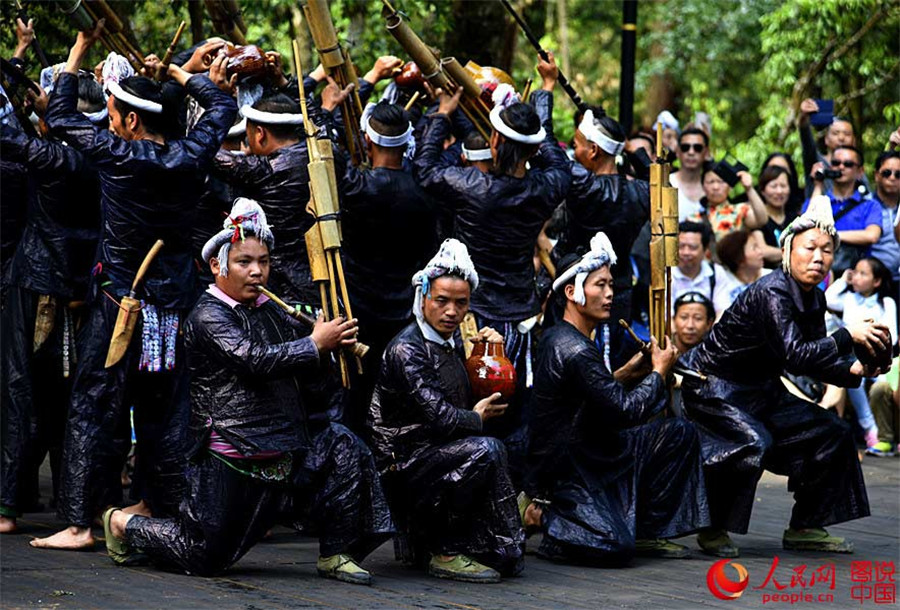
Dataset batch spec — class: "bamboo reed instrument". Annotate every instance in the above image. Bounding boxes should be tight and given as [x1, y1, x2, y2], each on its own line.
[381, 0, 493, 142]
[302, 0, 368, 167]
[59, 0, 146, 72]
[291, 39, 363, 387]
[648, 123, 679, 344]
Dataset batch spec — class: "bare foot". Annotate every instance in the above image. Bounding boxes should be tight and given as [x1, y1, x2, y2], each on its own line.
[109, 509, 133, 540]
[524, 503, 542, 529]
[0, 515, 18, 534]
[30, 526, 94, 550]
[121, 500, 151, 517]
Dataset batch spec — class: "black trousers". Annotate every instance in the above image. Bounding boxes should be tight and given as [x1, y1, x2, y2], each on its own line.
[126, 423, 393, 576]
[682, 375, 870, 533]
[57, 294, 191, 527]
[387, 436, 525, 576]
[1, 287, 71, 515]
[539, 418, 709, 566]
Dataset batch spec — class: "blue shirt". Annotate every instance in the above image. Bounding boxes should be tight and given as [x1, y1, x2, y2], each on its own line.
[867, 192, 900, 279]
[802, 189, 882, 233]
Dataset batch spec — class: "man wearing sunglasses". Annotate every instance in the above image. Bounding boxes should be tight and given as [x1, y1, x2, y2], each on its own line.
[670, 127, 709, 221]
[868, 151, 900, 288]
[798, 100, 869, 197]
[806, 145, 882, 274]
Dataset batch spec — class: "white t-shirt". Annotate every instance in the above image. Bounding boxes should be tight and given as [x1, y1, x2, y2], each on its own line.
[671, 260, 733, 316]
[670, 172, 704, 222]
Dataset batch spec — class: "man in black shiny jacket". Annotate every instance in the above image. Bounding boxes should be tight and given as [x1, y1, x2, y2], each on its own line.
[31, 26, 237, 550]
[368, 239, 524, 583]
[681, 196, 891, 558]
[0, 79, 102, 533]
[104, 198, 392, 582]
[523, 235, 708, 565]
[415, 54, 570, 444]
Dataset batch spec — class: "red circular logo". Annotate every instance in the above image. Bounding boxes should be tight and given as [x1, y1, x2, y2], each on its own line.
[707, 559, 750, 601]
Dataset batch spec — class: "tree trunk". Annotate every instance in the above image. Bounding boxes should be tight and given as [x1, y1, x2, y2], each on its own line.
[443, 0, 537, 72]
[188, 0, 205, 45]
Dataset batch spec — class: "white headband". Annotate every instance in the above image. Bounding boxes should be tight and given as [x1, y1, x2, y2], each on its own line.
[462, 145, 492, 161]
[241, 104, 304, 125]
[84, 107, 109, 124]
[489, 104, 545, 144]
[107, 80, 163, 114]
[360, 102, 413, 148]
[552, 232, 617, 305]
[578, 109, 624, 155]
[227, 117, 247, 138]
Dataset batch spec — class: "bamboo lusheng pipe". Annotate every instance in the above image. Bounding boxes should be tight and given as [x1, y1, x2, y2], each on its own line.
[648, 123, 678, 344]
[160, 21, 187, 69]
[382, 1, 492, 142]
[618, 319, 707, 382]
[292, 38, 363, 385]
[302, 0, 368, 166]
[71, 0, 145, 72]
[85, 0, 146, 62]
[259, 286, 370, 360]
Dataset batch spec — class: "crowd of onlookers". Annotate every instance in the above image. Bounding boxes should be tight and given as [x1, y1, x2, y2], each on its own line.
[635, 106, 900, 457]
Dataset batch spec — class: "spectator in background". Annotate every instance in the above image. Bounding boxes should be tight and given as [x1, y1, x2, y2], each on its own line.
[807, 146, 882, 275]
[756, 166, 798, 268]
[670, 128, 709, 221]
[715, 231, 771, 314]
[798, 99, 866, 196]
[867, 151, 900, 290]
[701, 162, 768, 242]
[672, 292, 715, 355]
[626, 131, 656, 162]
[762, 152, 805, 215]
[672, 222, 731, 317]
[825, 257, 897, 454]
[866, 362, 899, 457]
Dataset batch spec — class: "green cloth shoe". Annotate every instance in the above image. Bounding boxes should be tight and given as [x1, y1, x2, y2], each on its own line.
[427, 555, 501, 584]
[866, 441, 895, 457]
[101, 507, 145, 566]
[316, 554, 372, 586]
[697, 528, 740, 558]
[517, 491, 540, 536]
[635, 538, 691, 558]
[783, 528, 853, 553]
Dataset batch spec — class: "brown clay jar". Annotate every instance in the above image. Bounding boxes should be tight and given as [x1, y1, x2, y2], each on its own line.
[465, 339, 517, 403]
[221, 44, 269, 84]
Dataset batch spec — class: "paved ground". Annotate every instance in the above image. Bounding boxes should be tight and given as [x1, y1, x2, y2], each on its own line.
[1, 457, 898, 609]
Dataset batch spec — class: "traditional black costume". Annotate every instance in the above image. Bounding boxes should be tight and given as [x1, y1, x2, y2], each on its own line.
[44, 71, 236, 527]
[368, 240, 524, 578]
[0, 124, 100, 518]
[681, 268, 870, 534]
[526, 320, 708, 564]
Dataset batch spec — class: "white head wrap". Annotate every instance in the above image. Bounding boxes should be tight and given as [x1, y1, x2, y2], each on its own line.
[201, 198, 275, 277]
[654, 110, 680, 134]
[241, 104, 304, 125]
[577, 109, 624, 156]
[489, 102, 546, 145]
[107, 80, 163, 114]
[552, 232, 617, 305]
[462, 144, 492, 161]
[360, 101, 414, 148]
[491, 83, 520, 110]
[227, 117, 247, 138]
[411, 239, 479, 324]
[779, 195, 839, 273]
[40, 63, 108, 124]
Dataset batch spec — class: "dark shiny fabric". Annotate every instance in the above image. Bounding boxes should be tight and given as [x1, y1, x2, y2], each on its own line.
[526, 322, 708, 565]
[59, 294, 191, 526]
[0, 125, 99, 300]
[212, 139, 344, 305]
[126, 422, 393, 576]
[0, 159, 27, 283]
[45, 72, 236, 309]
[0, 287, 72, 514]
[191, 174, 235, 295]
[125, 292, 392, 576]
[184, 292, 318, 457]
[414, 90, 571, 321]
[682, 269, 869, 533]
[339, 165, 437, 430]
[368, 322, 524, 574]
[47, 72, 234, 526]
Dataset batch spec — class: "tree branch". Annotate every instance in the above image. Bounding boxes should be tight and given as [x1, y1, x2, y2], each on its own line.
[834, 59, 900, 106]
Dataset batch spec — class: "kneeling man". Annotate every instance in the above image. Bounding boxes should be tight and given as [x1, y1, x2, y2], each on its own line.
[523, 232, 709, 565]
[103, 198, 392, 583]
[368, 239, 525, 583]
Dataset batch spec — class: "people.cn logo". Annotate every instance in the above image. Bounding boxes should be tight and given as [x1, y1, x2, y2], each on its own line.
[707, 559, 750, 601]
